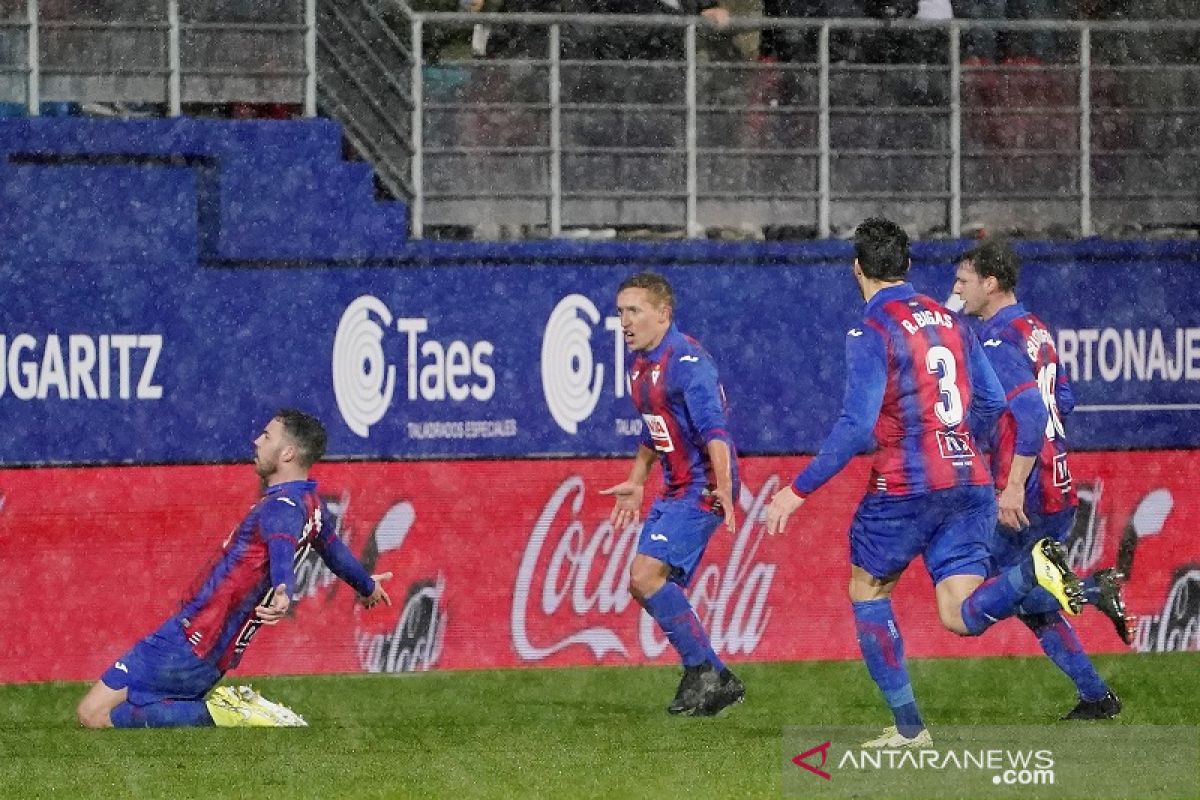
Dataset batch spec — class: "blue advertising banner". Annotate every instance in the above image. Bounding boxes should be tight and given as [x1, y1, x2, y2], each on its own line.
[1, 118, 1197, 464]
[3, 250, 1199, 465]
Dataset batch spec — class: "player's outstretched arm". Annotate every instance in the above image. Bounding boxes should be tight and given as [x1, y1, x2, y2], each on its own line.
[314, 522, 385, 602]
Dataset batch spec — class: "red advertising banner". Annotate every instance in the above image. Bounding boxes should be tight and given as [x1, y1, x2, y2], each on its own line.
[0, 454, 1195, 683]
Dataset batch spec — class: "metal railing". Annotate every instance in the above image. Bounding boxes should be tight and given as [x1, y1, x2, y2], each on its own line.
[1, 1, 1197, 239]
[402, 12, 1200, 238]
[0, 0, 315, 114]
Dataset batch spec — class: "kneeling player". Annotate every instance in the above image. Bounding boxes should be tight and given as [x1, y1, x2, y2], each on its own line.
[76, 409, 391, 728]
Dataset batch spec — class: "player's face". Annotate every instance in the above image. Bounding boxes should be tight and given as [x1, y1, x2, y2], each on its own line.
[616, 288, 671, 352]
[253, 418, 288, 480]
[953, 261, 990, 317]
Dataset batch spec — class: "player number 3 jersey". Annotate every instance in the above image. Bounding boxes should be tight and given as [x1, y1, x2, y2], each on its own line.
[865, 292, 994, 495]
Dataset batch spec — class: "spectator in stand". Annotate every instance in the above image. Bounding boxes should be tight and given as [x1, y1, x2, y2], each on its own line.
[955, 0, 1064, 65]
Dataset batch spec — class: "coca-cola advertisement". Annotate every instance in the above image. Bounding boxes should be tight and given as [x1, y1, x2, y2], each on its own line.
[0, 453, 1196, 683]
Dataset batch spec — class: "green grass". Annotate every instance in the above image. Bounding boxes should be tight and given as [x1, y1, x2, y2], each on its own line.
[1, 654, 1197, 799]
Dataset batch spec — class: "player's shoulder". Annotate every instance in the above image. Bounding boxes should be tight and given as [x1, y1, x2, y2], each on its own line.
[985, 312, 1043, 351]
[261, 484, 317, 517]
[846, 318, 886, 342]
[675, 333, 715, 366]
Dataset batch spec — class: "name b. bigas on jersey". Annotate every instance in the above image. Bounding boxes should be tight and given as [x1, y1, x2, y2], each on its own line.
[899, 308, 955, 335]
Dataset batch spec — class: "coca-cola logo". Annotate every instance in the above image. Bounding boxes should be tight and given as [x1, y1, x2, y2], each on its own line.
[512, 475, 777, 663]
[354, 500, 448, 673]
[357, 575, 448, 673]
[1133, 567, 1200, 653]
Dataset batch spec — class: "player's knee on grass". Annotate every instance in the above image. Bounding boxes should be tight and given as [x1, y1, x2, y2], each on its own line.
[76, 696, 114, 729]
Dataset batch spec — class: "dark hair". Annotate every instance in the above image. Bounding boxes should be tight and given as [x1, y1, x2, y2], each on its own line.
[617, 271, 674, 311]
[960, 237, 1020, 292]
[275, 408, 327, 468]
[853, 217, 910, 281]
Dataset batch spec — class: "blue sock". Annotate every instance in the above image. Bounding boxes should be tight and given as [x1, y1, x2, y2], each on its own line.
[111, 700, 214, 728]
[960, 558, 1036, 635]
[853, 599, 923, 737]
[1020, 612, 1109, 701]
[644, 582, 723, 671]
[1015, 587, 1064, 616]
[1081, 575, 1101, 605]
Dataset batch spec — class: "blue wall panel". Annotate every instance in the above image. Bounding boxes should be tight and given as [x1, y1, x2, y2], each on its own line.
[1, 119, 1198, 465]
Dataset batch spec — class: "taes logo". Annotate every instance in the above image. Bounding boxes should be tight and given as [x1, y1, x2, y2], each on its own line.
[540, 294, 627, 434]
[332, 295, 496, 438]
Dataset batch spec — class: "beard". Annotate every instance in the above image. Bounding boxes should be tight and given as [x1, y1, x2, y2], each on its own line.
[254, 451, 278, 482]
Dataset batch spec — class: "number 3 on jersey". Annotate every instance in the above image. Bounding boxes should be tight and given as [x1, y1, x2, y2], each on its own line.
[925, 345, 964, 426]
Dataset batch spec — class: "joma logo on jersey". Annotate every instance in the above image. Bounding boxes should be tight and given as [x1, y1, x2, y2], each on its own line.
[642, 413, 675, 453]
[936, 430, 976, 459]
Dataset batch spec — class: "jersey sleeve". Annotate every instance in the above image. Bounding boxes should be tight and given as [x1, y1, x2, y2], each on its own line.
[985, 340, 1047, 457]
[792, 325, 887, 497]
[259, 497, 306, 597]
[966, 335, 1006, 442]
[679, 354, 733, 448]
[1055, 367, 1076, 418]
[312, 509, 376, 597]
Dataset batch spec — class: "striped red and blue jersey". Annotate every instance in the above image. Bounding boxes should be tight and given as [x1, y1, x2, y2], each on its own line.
[977, 303, 1078, 515]
[793, 283, 1006, 498]
[629, 324, 740, 510]
[172, 479, 375, 673]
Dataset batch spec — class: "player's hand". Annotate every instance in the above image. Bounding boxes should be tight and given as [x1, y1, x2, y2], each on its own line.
[599, 481, 644, 530]
[712, 485, 737, 533]
[255, 583, 291, 625]
[361, 572, 393, 609]
[765, 485, 805, 535]
[997, 485, 1029, 531]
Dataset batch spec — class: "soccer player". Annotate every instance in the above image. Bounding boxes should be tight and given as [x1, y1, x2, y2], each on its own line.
[601, 272, 744, 717]
[76, 409, 392, 729]
[954, 237, 1130, 720]
[765, 218, 1084, 748]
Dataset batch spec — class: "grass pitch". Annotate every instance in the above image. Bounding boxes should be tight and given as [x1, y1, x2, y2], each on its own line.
[0, 654, 1196, 799]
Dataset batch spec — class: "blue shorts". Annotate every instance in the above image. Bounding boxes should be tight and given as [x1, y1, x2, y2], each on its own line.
[850, 485, 996, 585]
[990, 507, 1077, 570]
[100, 619, 222, 706]
[637, 498, 723, 587]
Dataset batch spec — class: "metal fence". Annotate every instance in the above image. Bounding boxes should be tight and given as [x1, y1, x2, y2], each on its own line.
[1, 1, 1197, 239]
[0, 0, 315, 114]
[408, 12, 1200, 239]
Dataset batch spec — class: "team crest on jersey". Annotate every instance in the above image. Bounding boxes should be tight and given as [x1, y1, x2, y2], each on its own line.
[642, 413, 675, 453]
[935, 430, 976, 461]
[651, 366, 661, 385]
